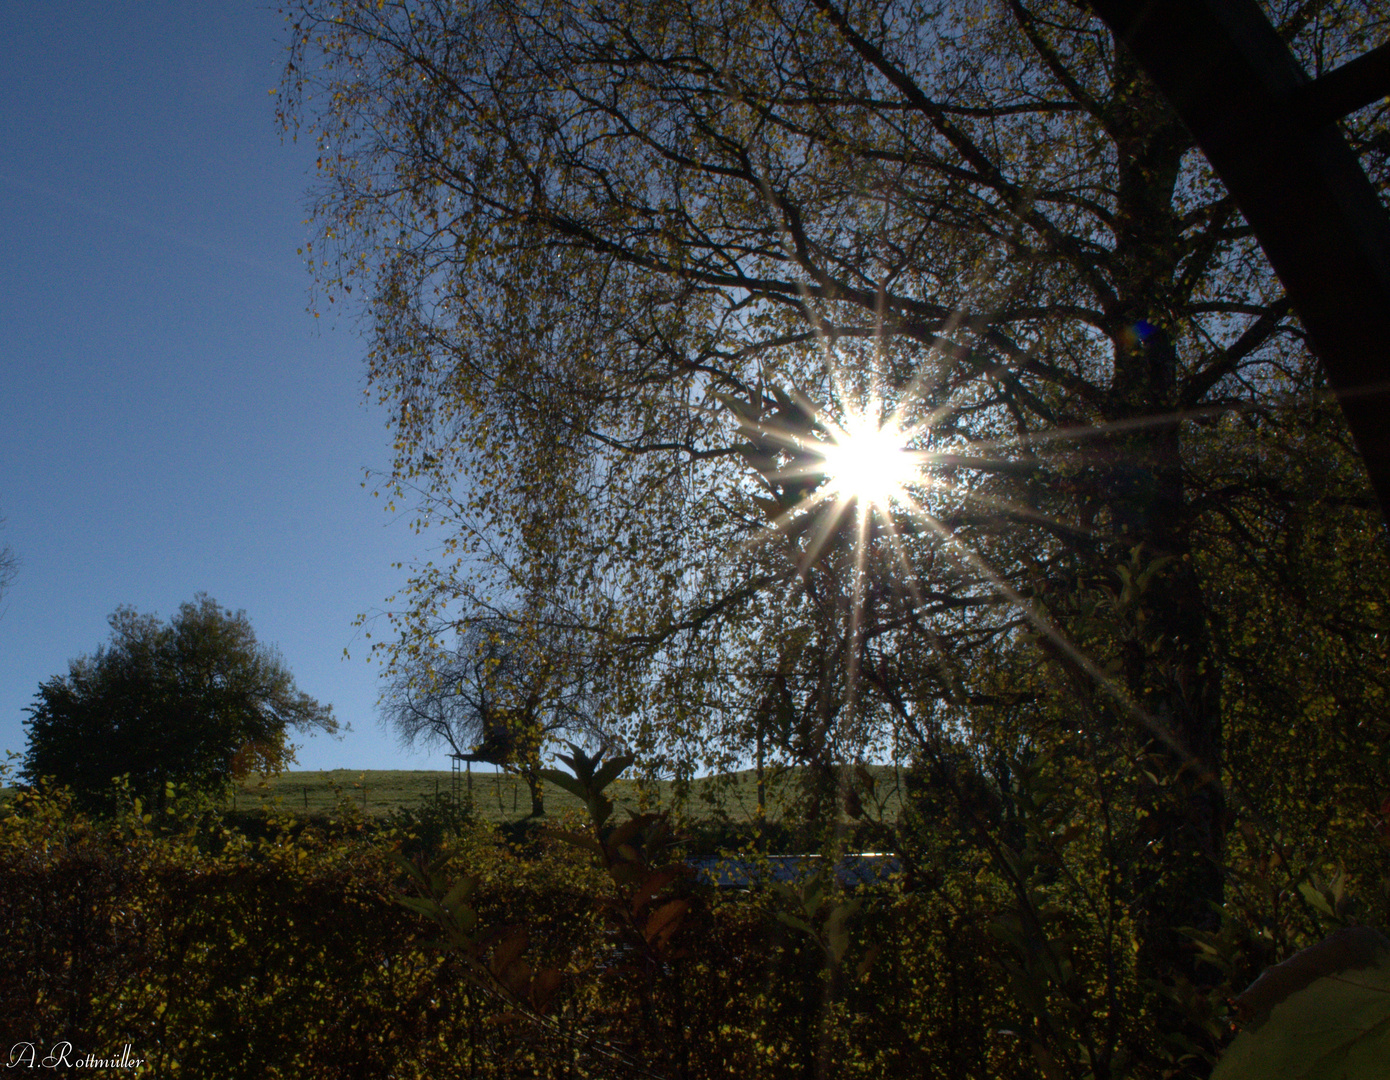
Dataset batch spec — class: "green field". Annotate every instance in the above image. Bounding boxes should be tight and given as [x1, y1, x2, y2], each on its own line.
[228, 768, 596, 822]
[227, 763, 909, 829]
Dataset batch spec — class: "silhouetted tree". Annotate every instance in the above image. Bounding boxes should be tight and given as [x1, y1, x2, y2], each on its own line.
[380, 618, 598, 815]
[0, 515, 17, 615]
[23, 594, 337, 812]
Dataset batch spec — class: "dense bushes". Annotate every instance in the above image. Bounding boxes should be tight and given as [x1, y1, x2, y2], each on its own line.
[0, 780, 1009, 1079]
[2, 789, 493, 1077]
[3, 764, 1387, 1079]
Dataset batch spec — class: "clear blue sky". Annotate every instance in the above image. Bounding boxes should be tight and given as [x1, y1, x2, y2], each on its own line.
[0, 3, 449, 773]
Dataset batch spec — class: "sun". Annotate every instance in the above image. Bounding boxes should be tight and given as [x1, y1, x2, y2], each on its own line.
[817, 408, 919, 509]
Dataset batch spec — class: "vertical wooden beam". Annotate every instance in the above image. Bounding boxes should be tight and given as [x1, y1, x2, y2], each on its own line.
[1089, 0, 1390, 515]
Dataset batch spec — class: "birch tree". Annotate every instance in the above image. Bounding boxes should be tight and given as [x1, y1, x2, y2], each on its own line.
[282, 0, 1390, 1050]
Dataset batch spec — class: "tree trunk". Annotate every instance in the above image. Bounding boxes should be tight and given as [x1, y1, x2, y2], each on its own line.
[1103, 53, 1227, 1024]
[1106, 323, 1225, 1050]
[524, 768, 545, 818]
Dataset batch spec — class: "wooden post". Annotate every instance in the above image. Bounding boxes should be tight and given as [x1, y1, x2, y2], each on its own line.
[756, 729, 766, 826]
[1087, 0, 1390, 518]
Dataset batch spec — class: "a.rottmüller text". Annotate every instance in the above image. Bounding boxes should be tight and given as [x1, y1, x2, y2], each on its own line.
[6, 1043, 144, 1070]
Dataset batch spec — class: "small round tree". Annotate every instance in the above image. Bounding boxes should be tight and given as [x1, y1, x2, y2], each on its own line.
[22, 594, 337, 813]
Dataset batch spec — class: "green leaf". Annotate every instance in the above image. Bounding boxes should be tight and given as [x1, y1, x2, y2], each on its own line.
[537, 768, 587, 802]
[589, 795, 613, 831]
[590, 753, 634, 794]
[824, 898, 863, 964]
[739, 446, 778, 475]
[442, 875, 478, 911]
[390, 852, 426, 884]
[752, 495, 785, 522]
[715, 392, 758, 422]
[541, 828, 604, 857]
[1136, 553, 1175, 591]
[1214, 929, 1390, 1080]
[555, 744, 596, 783]
[396, 895, 442, 920]
[774, 912, 817, 937]
[1298, 881, 1337, 919]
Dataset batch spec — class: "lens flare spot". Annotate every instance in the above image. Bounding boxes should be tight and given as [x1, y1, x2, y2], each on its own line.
[819, 412, 917, 507]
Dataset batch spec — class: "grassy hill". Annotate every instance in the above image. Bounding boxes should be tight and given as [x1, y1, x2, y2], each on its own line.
[227, 763, 910, 831]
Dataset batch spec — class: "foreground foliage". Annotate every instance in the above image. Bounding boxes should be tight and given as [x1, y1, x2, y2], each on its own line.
[4, 755, 1388, 1079]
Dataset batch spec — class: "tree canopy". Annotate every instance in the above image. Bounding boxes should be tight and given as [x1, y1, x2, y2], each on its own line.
[282, 0, 1385, 750]
[284, 0, 1390, 1066]
[0, 515, 16, 614]
[22, 595, 338, 812]
[380, 618, 600, 814]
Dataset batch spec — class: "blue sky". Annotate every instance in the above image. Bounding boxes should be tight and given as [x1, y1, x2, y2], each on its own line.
[0, 3, 449, 773]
